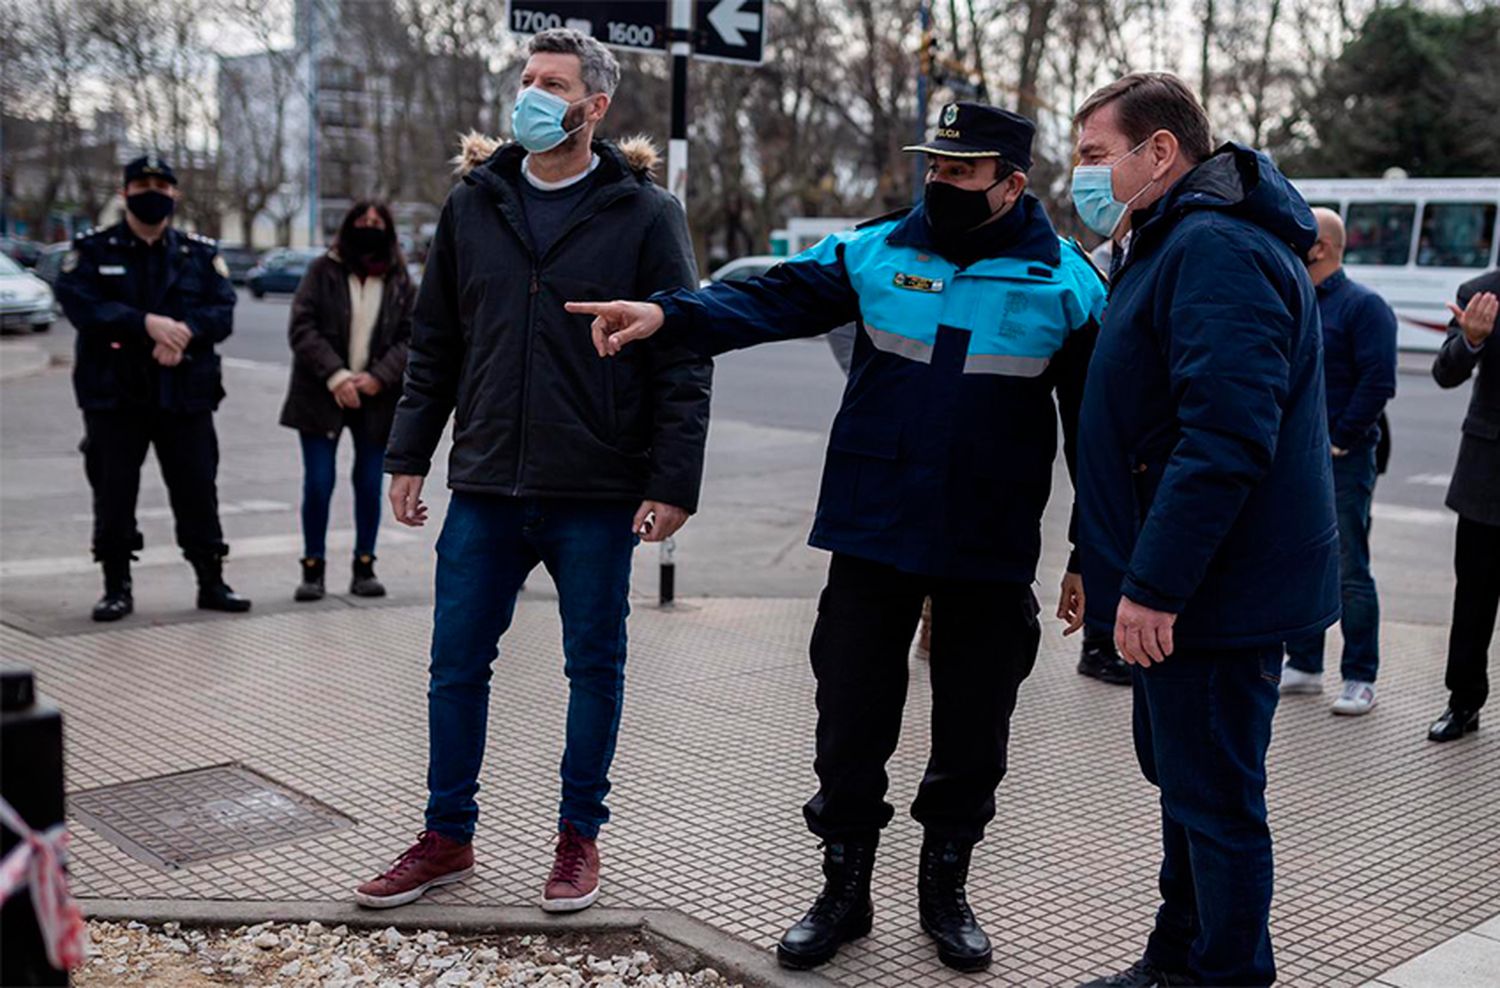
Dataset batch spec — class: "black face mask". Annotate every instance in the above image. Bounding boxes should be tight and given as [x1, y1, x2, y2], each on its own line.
[924, 177, 1005, 239]
[345, 225, 388, 258]
[126, 190, 176, 225]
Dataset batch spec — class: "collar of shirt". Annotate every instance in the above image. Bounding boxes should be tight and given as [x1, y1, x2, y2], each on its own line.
[1316, 267, 1348, 297]
[522, 154, 600, 191]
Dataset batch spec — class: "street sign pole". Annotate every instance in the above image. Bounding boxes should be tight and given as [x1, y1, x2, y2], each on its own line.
[667, 0, 691, 204]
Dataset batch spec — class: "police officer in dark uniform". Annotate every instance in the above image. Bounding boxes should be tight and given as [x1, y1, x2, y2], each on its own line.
[571, 105, 1108, 973]
[56, 154, 251, 621]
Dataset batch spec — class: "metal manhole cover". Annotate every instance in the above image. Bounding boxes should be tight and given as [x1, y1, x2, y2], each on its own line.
[68, 763, 354, 871]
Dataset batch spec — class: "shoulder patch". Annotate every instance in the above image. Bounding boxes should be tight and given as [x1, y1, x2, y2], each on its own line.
[61, 249, 79, 274]
[856, 207, 912, 230]
[212, 254, 230, 279]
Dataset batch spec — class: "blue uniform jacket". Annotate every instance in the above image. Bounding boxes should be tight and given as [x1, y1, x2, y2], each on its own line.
[1316, 269, 1398, 450]
[652, 195, 1108, 582]
[1077, 143, 1340, 648]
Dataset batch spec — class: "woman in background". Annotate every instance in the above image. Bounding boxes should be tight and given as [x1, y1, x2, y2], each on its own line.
[279, 200, 414, 600]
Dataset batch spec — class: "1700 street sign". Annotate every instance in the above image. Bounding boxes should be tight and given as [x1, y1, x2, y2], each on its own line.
[506, 0, 765, 64]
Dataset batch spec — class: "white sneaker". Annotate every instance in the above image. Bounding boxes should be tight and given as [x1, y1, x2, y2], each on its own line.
[1332, 680, 1377, 716]
[1279, 661, 1323, 695]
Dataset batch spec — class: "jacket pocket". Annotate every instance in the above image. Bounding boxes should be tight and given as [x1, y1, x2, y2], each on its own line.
[825, 412, 903, 529]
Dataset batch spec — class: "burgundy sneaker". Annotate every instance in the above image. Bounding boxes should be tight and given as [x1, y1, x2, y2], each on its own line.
[541, 823, 600, 913]
[354, 831, 474, 908]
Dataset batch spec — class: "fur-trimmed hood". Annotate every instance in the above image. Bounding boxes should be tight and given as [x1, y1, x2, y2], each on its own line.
[451, 130, 662, 179]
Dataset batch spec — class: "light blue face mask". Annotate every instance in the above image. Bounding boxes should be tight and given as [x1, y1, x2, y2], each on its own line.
[1070, 138, 1153, 238]
[511, 87, 588, 154]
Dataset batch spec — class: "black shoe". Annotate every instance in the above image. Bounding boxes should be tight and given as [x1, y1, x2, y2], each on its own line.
[91, 558, 134, 622]
[294, 557, 326, 602]
[191, 555, 252, 613]
[1078, 637, 1131, 685]
[1428, 706, 1480, 742]
[918, 835, 991, 972]
[198, 583, 252, 612]
[776, 840, 877, 970]
[350, 553, 386, 598]
[1079, 956, 1188, 987]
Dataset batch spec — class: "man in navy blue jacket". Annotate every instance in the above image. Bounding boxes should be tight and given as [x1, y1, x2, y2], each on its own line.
[571, 105, 1108, 974]
[1070, 74, 1338, 988]
[1281, 208, 1397, 715]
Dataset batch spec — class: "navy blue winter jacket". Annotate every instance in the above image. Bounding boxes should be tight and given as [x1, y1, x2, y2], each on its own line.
[652, 196, 1108, 582]
[1316, 269, 1398, 450]
[1077, 144, 1340, 648]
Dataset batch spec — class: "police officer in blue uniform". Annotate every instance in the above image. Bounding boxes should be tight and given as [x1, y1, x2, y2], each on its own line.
[56, 154, 250, 621]
[570, 104, 1108, 973]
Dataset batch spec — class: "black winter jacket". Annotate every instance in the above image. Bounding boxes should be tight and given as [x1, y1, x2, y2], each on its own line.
[385, 136, 713, 511]
[56, 223, 236, 413]
[279, 251, 414, 447]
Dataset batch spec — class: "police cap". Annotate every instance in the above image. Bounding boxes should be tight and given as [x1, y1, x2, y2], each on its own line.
[123, 153, 178, 186]
[903, 102, 1035, 171]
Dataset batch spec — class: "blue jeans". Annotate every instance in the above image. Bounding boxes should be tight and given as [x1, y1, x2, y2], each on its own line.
[299, 424, 385, 559]
[1134, 645, 1281, 986]
[1286, 444, 1379, 682]
[425, 493, 638, 842]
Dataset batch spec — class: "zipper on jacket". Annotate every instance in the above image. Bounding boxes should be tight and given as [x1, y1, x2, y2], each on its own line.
[514, 259, 539, 496]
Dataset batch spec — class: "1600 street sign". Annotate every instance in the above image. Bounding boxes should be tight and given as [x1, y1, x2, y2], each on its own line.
[506, 0, 764, 64]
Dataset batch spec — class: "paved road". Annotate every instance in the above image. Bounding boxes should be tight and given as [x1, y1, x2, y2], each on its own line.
[0, 290, 1474, 637]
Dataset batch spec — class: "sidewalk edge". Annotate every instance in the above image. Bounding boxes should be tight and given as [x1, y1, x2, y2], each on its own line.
[80, 898, 839, 988]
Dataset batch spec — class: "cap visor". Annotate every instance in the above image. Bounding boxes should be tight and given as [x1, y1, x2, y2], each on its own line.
[901, 142, 1004, 158]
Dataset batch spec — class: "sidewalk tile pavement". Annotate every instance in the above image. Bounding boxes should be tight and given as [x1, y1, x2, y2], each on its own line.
[3, 596, 1497, 987]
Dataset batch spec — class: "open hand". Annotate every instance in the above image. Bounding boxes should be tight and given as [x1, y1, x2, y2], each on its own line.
[632, 500, 688, 542]
[1114, 595, 1176, 667]
[388, 474, 427, 527]
[1056, 571, 1085, 636]
[1447, 291, 1497, 347]
[565, 300, 666, 357]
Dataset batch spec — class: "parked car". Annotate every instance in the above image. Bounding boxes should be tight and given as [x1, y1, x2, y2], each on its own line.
[218, 247, 262, 285]
[0, 253, 57, 333]
[701, 254, 783, 289]
[0, 236, 43, 268]
[32, 242, 73, 286]
[246, 248, 322, 298]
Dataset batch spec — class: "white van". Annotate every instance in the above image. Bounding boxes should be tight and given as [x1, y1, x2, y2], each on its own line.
[1292, 177, 1499, 352]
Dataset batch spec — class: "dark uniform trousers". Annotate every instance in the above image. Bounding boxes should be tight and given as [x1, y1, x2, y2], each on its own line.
[83, 406, 225, 564]
[1447, 516, 1500, 712]
[802, 552, 1041, 846]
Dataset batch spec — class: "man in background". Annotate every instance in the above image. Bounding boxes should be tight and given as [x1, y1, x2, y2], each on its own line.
[1428, 272, 1499, 742]
[1280, 207, 1397, 715]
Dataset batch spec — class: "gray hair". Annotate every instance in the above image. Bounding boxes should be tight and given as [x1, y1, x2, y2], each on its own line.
[528, 29, 622, 97]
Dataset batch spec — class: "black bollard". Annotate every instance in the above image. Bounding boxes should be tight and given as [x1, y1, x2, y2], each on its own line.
[1, 668, 68, 987]
[659, 538, 676, 608]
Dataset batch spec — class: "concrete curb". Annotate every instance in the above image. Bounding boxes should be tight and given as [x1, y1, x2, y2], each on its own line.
[0, 342, 51, 381]
[80, 898, 840, 988]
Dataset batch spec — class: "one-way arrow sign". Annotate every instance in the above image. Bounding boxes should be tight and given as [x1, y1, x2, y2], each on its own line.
[695, 0, 765, 64]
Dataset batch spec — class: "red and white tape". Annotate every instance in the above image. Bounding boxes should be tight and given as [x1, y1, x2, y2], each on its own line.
[0, 796, 87, 971]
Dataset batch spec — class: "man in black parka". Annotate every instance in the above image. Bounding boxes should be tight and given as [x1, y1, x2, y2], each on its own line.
[355, 29, 711, 915]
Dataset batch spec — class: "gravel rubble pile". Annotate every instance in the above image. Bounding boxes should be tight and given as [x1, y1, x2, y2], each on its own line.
[76, 920, 746, 988]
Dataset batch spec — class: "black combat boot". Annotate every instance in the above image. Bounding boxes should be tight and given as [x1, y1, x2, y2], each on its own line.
[350, 553, 386, 598]
[776, 840, 877, 969]
[192, 555, 252, 613]
[294, 557, 326, 602]
[91, 558, 134, 622]
[918, 835, 992, 972]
